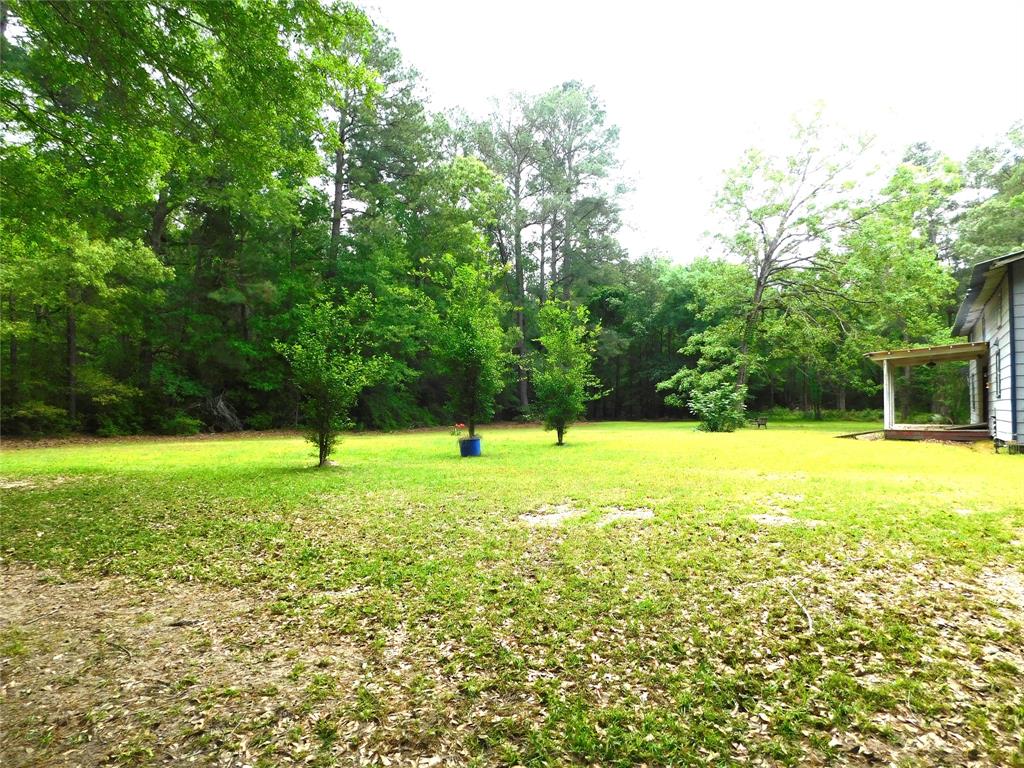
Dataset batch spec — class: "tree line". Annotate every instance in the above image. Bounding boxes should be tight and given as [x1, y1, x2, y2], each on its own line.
[2, 0, 1023, 437]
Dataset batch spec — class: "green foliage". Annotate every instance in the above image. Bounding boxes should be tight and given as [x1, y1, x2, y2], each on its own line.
[159, 414, 204, 436]
[753, 406, 883, 423]
[433, 261, 513, 437]
[655, 258, 751, 412]
[532, 301, 602, 444]
[275, 293, 390, 465]
[957, 122, 1024, 266]
[0, 0, 1020, 437]
[688, 384, 747, 433]
[2, 401, 70, 436]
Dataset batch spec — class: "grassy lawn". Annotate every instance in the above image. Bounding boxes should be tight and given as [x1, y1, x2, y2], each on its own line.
[2, 422, 1022, 767]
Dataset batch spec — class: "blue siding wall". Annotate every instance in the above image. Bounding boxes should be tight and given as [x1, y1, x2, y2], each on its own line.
[1013, 262, 1024, 440]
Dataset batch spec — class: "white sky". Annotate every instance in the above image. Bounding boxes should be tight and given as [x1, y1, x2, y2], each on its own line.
[366, 0, 1023, 262]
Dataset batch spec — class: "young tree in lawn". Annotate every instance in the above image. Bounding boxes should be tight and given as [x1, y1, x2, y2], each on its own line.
[532, 300, 602, 445]
[275, 292, 390, 466]
[435, 261, 512, 438]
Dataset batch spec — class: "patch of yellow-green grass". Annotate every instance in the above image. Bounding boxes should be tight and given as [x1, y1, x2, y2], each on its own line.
[2, 422, 1022, 767]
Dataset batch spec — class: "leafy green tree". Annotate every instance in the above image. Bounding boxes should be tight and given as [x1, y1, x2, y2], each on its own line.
[532, 300, 602, 445]
[712, 113, 871, 386]
[656, 258, 752, 414]
[533, 82, 624, 302]
[838, 162, 959, 419]
[688, 384, 748, 432]
[275, 292, 390, 466]
[434, 262, 512, 438]
[957, 122, 1024, 267]
[1, 219, 170, 432]
[469, 95, 540, 412]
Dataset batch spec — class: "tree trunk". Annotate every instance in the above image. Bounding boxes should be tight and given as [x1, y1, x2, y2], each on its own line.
[6, 293, 17, 407]
[538, 221, 547, 304]
[66, 302, 77, 423]
[562, 164, 573, 301]
[516, 356, 529, 413]
[837, 384, 847, 411]
[736, 258, 771, 387]
[139, 337, 153, 391]
[561, 232, 571, 302]
[613, 357, 621, 419]
[239, 303, 250, 342]
[812, 372, 822, 420]
[319, 433, 329, 466]
[329, 116, 347, 267]
[549, 218, 559, 293]
[556, 425, 564, 445]
[150, 187, 170, 256]
[512, 175, 529, 414]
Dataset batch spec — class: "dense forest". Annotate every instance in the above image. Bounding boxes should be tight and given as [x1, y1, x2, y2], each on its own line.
[2, 0, 1023, 436]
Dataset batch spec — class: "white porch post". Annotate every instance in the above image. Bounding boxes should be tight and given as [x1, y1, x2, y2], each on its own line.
[882, 359, 895, 430]
[974, 356, 986, 427]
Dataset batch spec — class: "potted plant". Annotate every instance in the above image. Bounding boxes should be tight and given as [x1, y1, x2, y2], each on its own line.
[435, 262, 512, 457]
[451, 422, 481, 457]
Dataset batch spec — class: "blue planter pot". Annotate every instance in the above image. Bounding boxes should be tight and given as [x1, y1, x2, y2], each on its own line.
[459, 436, 482, 457]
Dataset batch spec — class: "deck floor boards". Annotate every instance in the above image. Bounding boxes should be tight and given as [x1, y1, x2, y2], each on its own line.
[884, 428, 990, 442]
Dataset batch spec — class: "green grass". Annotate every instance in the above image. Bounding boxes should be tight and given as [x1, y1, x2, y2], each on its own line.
[2, 421, 1022, 766]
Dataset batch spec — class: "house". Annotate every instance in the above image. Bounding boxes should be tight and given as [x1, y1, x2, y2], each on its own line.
[866, 248, 1023, 443]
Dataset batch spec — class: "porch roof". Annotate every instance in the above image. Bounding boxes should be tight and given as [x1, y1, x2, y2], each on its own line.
[864, 341, 989, 365]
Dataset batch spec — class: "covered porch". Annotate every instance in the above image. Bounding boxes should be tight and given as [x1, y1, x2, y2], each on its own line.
[865, 342, 990, 441]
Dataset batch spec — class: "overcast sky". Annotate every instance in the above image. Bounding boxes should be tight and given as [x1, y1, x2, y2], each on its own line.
[366, 0, 1023, 261]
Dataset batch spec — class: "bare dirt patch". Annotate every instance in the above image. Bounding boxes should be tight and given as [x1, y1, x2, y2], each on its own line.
[751, 512, 801, 526]
[0, 567, 365, 767]
[0, 429, 306, 451]
[596, 506, 654, 527]
[0, 476, 79, 491]
[518, 502, 585, 527]
[749, 493, 824, 527]
[980, 567, 1024, 615]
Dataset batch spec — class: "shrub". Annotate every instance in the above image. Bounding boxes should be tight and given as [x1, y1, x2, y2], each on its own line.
[78, 368, 143, 435]
[750, 407, 883, 423]
[159, 414, 203, 435]
[689, 384, 747, 433]
[245, 413, 275, 431]
[2, 401, 70, 436]
[96, 418, 135, 437]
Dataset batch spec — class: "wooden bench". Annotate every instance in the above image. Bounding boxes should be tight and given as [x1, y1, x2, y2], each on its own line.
[754, 417, 768, 430]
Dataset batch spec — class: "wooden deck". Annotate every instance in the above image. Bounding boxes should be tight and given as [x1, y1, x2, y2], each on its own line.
[884, 425, 990, 442]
